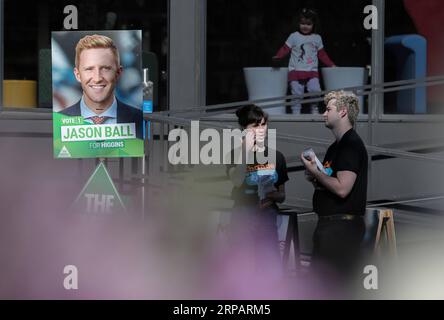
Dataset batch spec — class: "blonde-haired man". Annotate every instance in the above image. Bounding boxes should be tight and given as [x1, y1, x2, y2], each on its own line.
[61, 34, 142, 138]
[301, 90, 368, 293]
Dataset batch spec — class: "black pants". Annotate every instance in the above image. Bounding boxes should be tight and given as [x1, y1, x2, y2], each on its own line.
[229, 205, 282, 275]
[311, 217, 366, 283]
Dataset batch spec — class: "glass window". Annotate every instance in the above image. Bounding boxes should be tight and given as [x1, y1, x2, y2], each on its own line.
[207, 0, 372, 114]
[3, 0, 167, 110]
[385, 0, 444, 115]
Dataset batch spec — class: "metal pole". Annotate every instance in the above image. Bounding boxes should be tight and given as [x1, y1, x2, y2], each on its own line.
[169, 0, 206, 112]
[374, 0, 385, 123]
[145, 119, 155, 220]
[141, 120, 149, 221]
[195, 0, 206, 108]
[148, 120, 154, 173]
[160, 122, 165, 172]
[369, 0, 385, 200]
[165, 123, 170, 172]
[141, 154, 145, 220]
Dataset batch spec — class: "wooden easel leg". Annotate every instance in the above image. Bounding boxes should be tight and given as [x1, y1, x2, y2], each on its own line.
[373, 210, 385, 255]
[292, 214, 300, 274]
[282, 215, 293, 273]
[374, 209, 397, 257]
[385, 210, 397, 256]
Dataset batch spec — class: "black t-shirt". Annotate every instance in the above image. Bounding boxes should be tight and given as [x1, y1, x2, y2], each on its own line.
[313, 129, 368, 216]
[227, 148, 289, 208]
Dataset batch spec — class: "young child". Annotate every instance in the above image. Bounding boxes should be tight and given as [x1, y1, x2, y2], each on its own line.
[273, 8, 336, 114]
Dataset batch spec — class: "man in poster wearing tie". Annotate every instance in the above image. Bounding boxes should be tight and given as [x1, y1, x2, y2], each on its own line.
[60, 34, 143, 139]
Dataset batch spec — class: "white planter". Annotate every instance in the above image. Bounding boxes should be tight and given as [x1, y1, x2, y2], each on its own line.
[243, 67, 288, 115]
[321, 67, 368, 112]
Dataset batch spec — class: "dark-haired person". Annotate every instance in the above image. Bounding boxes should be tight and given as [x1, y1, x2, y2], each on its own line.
[226, 105, 289, 274]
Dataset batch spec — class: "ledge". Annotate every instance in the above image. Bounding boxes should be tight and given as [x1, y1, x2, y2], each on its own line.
[0, 107, 52, 120]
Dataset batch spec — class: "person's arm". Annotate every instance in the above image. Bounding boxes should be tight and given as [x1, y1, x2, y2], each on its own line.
[261, 151, 289, 208]
[260, 184, 285, 209]
[265, 184, 286, 203]
[318, 48, 335, 67]
[228, 163, 247, 187]
[304, 169, 320, 188]
[273, 44, 291, 60]
[227, 129, 255, 187]
[301, 154, 356, 198]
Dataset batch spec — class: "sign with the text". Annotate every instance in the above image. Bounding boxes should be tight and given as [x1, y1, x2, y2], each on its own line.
[72, 162, 126, 215]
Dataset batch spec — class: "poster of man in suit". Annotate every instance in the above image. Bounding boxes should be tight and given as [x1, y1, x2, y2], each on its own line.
[52, 30, 143, 158]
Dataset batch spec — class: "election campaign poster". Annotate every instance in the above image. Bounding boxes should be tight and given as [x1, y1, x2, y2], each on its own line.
[52, 30, 144, 158]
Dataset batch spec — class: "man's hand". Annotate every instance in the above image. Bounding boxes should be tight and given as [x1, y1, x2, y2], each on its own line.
[302, 155, 321, 189]
[300, 153, 318, 175]
[301, 152, 357, 198]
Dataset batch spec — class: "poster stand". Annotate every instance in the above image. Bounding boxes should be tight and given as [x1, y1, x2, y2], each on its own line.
[373, 208, 397, 257]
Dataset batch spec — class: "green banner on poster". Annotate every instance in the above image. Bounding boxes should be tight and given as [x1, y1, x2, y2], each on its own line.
[53, 113, 143, 158]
